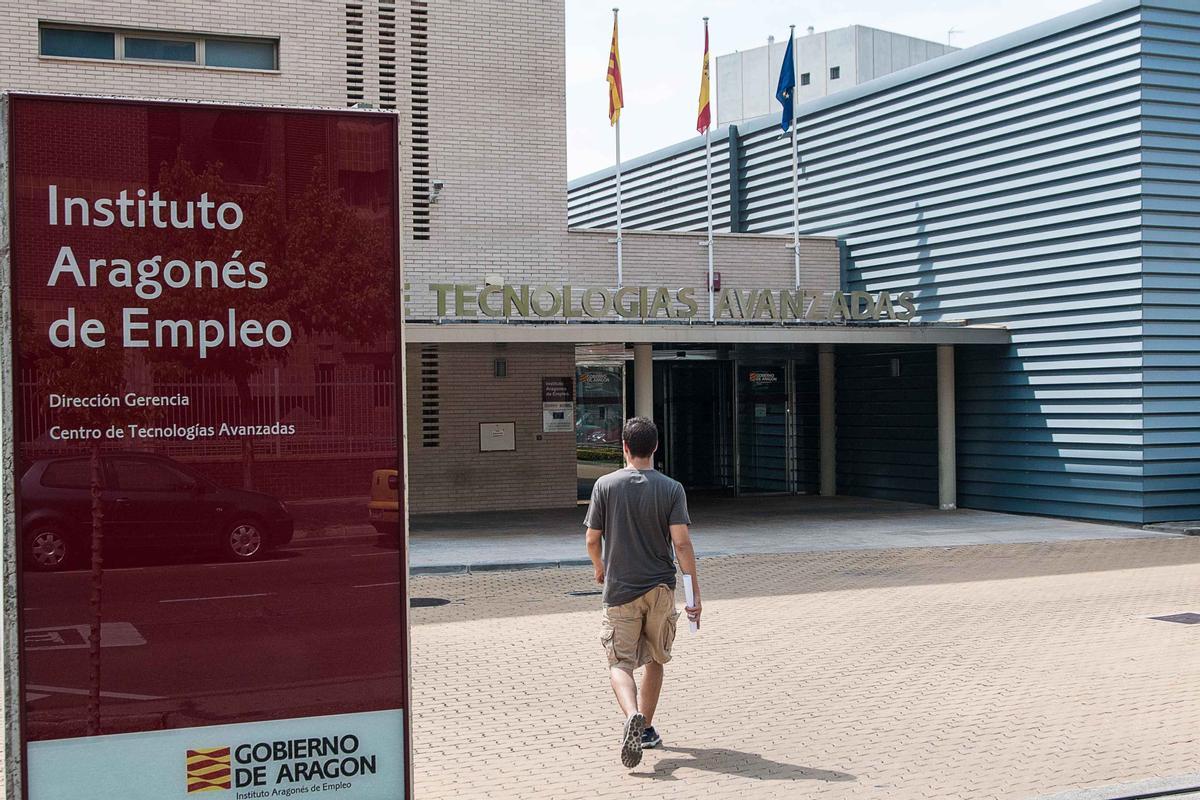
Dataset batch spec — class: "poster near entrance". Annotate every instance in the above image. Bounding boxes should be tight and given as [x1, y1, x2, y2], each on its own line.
[3, 95, 410, 799]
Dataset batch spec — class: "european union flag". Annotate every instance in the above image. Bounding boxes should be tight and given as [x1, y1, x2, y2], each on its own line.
[775, 33, 796, 132]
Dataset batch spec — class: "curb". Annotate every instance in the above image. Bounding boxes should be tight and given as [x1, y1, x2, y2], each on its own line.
[289, 533, 388, 549]
[412, 558, 592, 575]
[1143, 522, 1200, 536]
[1032, 774, 1200, 800]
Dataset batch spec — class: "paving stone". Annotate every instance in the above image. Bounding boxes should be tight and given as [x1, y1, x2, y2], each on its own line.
[408, 537, 1200, 800]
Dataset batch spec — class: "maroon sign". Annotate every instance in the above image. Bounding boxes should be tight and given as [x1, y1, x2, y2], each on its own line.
[542, 377, 574, 403]
[6, 95, 409, 799]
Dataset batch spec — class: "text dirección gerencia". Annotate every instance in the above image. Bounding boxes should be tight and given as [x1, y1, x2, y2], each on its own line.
[41, 185, 292, 359]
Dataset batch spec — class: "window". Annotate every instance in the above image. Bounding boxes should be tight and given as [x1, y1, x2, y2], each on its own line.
[800, 72, 811, 86]
[830, 66, 841, 80]
[205, 38, 276, 70]
[124, 36, 196, 63]
[41, 459, 94, 489]
[40, 27, 114, 60]
[39, 23, 277, 71]
[109, 458, 195, 492]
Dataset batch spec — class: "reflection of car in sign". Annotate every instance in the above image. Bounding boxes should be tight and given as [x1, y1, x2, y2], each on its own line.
[575, 407, 621, 445]
[368, 468, 400, 536]
[19, 454, 294, 571]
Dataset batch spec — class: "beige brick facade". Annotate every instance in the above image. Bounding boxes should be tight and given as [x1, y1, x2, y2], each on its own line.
[404, 342, 577, 514]
[0, 1, 343, 106]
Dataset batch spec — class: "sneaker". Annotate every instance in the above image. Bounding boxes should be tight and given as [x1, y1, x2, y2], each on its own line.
[620, 712, 646, 768]
[641, 725, 662, 749]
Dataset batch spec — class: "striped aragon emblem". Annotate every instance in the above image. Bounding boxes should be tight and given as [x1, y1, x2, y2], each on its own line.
[186, 747, 232, 793]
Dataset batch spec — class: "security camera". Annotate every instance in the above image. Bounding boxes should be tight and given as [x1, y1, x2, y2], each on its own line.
[430, 179, 445, 203]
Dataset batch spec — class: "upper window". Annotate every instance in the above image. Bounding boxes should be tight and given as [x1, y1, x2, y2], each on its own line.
[124, 36, 197, 63]
[39, 23, 278, 71]
[830, 66, 841, 80]
[40, 28, 115, 60]
[800, 72, 811, 87]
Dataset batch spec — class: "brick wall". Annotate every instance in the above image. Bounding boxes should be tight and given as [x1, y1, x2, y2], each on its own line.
[404, 342, 577, 514]
[0, 1, 343, 106]
[401, 229, 842, 319]
[397, 0, 571, 281]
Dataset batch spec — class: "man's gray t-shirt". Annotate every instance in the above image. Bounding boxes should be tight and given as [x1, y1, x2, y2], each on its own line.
[584, 468, 691, 607]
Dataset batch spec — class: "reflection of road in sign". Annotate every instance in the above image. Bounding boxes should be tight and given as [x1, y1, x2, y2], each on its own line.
[187, 747, 232, 793]
[25, 622, 146, 651]
[26, 684, 164, 702]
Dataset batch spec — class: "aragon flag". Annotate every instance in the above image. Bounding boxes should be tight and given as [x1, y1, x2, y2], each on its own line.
[607, 15, 624, 125]
[697, 21, 711, 133]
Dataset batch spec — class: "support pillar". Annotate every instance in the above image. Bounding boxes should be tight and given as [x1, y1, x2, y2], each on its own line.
[937, 344, 957, 510]
[818, 344, 836, 496]
[633, 344, 653, 420]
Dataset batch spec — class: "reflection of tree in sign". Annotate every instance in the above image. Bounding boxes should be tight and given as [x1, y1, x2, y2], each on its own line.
[19, 286, 156, 738]
[135, 157, 394, 488]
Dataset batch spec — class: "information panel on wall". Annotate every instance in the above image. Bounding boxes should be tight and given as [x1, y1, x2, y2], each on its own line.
[4, 95, 409, 800]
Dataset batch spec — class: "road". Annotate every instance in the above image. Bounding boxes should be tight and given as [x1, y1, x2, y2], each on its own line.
[20, 539, 407, 739]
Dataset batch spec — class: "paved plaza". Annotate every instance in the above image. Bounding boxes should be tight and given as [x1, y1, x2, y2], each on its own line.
[408, 536, 1200, 800]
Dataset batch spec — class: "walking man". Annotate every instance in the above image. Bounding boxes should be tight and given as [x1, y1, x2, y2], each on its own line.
[585, 416, 702, 769]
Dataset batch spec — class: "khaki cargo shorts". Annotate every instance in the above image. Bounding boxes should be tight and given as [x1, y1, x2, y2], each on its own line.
[600, 584, 680, 671]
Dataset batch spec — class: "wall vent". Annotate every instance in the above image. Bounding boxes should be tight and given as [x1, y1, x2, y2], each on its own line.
[419, 344, 440, 447]
[409, 0, 431, 239]
[345, 3, 365, 104]
[378, 2, 398, 110]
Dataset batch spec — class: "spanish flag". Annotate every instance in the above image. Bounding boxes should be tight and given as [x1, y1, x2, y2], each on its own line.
[697, 20, 711, 134]
[607, 13, 624, 125]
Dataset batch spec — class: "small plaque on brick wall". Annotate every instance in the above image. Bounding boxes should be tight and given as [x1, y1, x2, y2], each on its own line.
[480, 422, 516, 452]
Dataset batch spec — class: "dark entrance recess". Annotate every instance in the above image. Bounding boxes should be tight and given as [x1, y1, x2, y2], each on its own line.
[655, 359, 732, 491]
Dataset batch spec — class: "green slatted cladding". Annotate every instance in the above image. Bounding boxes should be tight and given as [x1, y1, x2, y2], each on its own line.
[568, 0, 1200, 523]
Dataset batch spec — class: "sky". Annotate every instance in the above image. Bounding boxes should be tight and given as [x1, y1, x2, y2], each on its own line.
[565, 0, 1099, 179]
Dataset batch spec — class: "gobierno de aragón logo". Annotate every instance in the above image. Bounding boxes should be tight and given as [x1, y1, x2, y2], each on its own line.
[186, 734, 378, 795]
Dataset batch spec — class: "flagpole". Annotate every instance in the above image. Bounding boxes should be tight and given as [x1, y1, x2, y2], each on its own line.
[613, 8, 624, 288]
[703, 17, 715, 322]
[789, 24, 800, 289]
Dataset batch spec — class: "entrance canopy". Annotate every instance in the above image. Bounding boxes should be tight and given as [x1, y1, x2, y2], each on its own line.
[404, 321, 1010, 346]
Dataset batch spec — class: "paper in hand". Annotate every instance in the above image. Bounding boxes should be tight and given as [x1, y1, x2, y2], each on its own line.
[682, 573, 698, 633]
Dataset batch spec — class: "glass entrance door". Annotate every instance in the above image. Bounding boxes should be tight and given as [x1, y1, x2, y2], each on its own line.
[661, 361, 732, 490]
[736, 362, 791, 493]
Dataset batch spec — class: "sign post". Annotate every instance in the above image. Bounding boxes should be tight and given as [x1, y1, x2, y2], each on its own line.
[2, 94, 410, 800]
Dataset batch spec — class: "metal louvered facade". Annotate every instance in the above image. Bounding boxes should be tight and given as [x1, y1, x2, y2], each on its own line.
[567, 0, 1200, 524]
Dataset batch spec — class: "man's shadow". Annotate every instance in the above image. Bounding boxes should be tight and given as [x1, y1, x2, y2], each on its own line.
[633, 745, 855, 783]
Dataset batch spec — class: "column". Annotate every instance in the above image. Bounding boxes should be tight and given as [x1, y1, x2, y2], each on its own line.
[818, 343, 836, 496]
[937, 344, 957, 511]
[633, 343, 653, 420]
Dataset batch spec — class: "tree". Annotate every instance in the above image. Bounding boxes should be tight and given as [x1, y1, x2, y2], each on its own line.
[135, 157, 395, 489]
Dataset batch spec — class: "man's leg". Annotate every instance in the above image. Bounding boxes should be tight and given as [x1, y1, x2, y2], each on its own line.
[610, 667, 639, 717]
[638, 661, 663, 725]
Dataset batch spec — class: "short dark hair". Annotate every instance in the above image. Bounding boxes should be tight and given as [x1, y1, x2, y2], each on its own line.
[622, 416, 658, 459]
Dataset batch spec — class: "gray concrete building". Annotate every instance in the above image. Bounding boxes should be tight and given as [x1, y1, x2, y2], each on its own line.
[716, 25, 957, 127]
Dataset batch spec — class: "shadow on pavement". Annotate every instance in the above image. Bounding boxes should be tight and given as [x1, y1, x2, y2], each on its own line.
[635, 745, 856, 783]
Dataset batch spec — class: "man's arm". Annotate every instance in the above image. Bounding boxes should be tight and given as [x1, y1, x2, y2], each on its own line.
[669, 524, 701, 628]
[586, 528, 604, 584]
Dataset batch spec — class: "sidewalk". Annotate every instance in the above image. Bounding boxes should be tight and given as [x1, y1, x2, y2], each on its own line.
[405, 495, 1170, 569]
[408, 536, 1200, 800]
